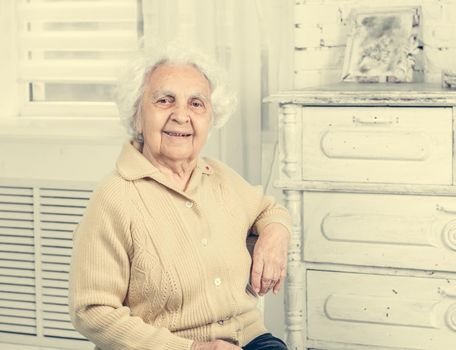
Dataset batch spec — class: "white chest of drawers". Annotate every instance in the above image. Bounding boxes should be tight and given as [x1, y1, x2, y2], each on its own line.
[266, 83, 456, 350]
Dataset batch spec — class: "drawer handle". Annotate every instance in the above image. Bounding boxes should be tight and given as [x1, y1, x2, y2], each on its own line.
[352, 115, 396, 125]
[445, 303, 456, 332]
[441, 220, 456, 251]
[436, 205, 456, 215]
[443, 288, 456, 298]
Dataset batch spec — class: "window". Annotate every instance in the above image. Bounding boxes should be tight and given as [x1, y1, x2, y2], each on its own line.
[16, 0, 142, 118]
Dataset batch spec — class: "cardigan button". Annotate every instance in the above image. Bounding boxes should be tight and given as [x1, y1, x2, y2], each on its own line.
[185, 201, 194, 208]
[214, 277, 222, 286]
[201, 238, 208, 246]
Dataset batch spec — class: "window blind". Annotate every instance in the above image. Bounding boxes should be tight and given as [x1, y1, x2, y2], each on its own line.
[16, 0, 142, 117]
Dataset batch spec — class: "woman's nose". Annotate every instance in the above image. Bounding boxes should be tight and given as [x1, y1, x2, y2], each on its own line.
[171, 104, 190, 124]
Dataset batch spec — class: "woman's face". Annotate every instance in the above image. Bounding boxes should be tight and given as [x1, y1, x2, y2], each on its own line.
[137, 63, 212, 166]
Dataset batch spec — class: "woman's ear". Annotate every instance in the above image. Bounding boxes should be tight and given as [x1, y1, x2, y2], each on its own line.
[135, 103, 143, 134]
[135, 117, 142, 135]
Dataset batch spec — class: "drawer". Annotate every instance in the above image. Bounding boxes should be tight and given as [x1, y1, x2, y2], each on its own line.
[304, 192, 456, 271]
[301, 107, 452, 184]
[307, 270, 456, 349]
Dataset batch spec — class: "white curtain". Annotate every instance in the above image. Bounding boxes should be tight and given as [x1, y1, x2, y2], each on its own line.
[141, 0, 264, 183]
[145, 0, 297, 338]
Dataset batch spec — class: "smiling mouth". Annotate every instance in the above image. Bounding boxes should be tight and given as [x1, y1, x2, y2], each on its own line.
[163, 131, 193, 137]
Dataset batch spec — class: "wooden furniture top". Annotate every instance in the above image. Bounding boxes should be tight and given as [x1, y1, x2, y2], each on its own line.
[265, 83, 456, 106]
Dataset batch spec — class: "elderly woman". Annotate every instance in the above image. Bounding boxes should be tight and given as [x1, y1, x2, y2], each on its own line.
[69, 45, 292, 350]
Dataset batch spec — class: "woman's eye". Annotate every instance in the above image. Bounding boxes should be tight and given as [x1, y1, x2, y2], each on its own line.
[191, 100, 204, 108]
[156, 96, 174, 105]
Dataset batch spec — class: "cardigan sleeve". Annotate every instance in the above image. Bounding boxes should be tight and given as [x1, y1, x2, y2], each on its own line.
[206, 159, 292, 236]
[69, 176, 194, 350]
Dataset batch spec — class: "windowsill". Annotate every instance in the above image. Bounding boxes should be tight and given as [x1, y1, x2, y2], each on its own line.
[0, 116, 129, 144]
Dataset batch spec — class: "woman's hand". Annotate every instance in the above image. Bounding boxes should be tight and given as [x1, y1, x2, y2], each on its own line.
[191, 340, 242, 350]
[251, 223, 290, 295]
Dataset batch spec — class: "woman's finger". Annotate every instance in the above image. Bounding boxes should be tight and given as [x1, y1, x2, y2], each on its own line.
[273, 267, 287, 294]
[260, 277, 273, 295]
[251, 252, 264, 294]
[259, 263, 276, 295]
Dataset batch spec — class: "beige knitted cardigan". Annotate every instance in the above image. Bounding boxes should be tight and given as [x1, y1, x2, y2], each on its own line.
[69, 142, 292, 350]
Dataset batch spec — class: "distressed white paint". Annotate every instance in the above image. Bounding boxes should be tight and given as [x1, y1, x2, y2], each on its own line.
[280, 105, 301, 179]
[283, 190, 305, 349]
[308, 271, 456, 349]
[304, 192, 456, 270]
[300, 106, 452, 184]
[294, 47, 346, 71]
[268, 83, 456, 350]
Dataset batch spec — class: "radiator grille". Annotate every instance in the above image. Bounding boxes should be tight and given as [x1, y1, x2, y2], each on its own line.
[0, 182, 94, 348]
[0, 186, 36, 336]
[39, 188, 91, 340]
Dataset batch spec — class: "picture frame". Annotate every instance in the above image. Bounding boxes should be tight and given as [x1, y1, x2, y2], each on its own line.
[442, 70, 456, 89]
[342, 7, 420, 83]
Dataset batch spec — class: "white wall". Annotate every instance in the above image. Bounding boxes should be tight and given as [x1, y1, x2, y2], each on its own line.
[0, 137, 123, 182]
[0, 0, 296, 346]
[294, 0, 456, 88]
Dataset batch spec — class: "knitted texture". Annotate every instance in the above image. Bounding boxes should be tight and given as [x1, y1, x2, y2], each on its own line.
[69, 142, 292, 350]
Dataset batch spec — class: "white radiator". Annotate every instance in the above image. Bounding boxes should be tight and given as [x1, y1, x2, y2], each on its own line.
[0, 179, 95, 350]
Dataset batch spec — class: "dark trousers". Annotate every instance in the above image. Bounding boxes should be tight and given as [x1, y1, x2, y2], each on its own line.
[243, 333, 288, 350]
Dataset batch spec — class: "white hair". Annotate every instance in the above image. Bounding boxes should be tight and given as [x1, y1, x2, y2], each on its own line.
[115, 43, 237, 142]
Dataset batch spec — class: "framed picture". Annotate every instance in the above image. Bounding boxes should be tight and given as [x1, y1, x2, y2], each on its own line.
[342, 7, 420, 83]
[442, 70, 456, 89]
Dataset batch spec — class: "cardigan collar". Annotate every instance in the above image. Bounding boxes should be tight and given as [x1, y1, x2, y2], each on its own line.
[116, 141, 213, 182]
